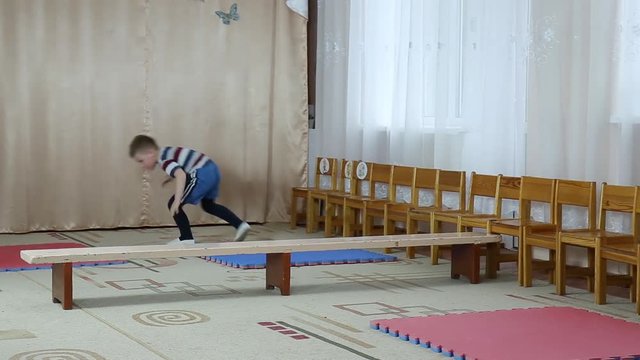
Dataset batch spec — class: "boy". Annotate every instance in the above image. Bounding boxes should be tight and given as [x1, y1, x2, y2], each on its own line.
[129, 135, 251, 245]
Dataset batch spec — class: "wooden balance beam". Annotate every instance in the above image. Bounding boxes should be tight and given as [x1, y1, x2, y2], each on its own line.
[20, 232, 501, 310]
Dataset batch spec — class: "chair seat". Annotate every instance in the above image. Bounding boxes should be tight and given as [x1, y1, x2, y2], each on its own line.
[344, 195, 374, 201]
[386, 203, 412, 212]
[525, 231, 557, 248]
[560, 230, 635, 249]
[601, 242, 638, 264]
[344, 196, 388, 211]
[492, 218, 548, 228]
[416, 207, 457, 215]
[459, 214, 496, 227]
[406, 206, 439, 215]
[561, 230, 634, 241]
[459, 214, 500, 228]
[326, 192, 353, 202]
[432, 209, 474, 220]
[490, 219, 552, 237]
[292, 186, 313, 194]
[365, 203, 387, 217]
[309, 188, 343, 197]
[367, 200, 397, 210]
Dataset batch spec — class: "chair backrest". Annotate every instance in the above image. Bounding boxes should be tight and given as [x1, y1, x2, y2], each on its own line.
[338, 160, 358, 194]
[435, 169, 466, 210]
[351, 161, 373, 196]
[413, 168, 439, 207]
[367, 163, 394, 200]
[598, 183, 640, 237]
[467, 172, 500, 214]
[313, 157, 339, 190]
[554, 179, 597, 231]
[518, 176, 556, 221]
[496, 175, 522, 217]
[389, 165, 416, 203]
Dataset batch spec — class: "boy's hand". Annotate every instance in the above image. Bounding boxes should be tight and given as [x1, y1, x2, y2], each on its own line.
[170, 168, 187, 216]
[169, 201, 181, 216]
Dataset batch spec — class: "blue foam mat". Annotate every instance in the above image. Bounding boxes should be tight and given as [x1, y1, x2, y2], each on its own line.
[205, 249, 397, 269]
[0, 261, 127, 272]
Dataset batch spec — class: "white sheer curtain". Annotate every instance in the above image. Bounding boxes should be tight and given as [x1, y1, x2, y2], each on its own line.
[313, 0, 529, 175]
[526, 0, 640, 187]
[313, 0, 639, 183]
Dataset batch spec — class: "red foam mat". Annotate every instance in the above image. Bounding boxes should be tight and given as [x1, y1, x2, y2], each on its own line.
[371, 307, 640, 360]
[0, 243, 124, 271]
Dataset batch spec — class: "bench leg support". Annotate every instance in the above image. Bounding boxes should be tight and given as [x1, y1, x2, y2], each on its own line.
[485, 242, 499, 279]
[52, 262, 73, 310]
[451, 244, 481, 284]
[266, 253, 291, 296]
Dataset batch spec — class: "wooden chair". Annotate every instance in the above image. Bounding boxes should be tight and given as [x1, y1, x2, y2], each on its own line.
[596, 243, 640, 314]
[522, 179, 597, 288]
[321, 160, 361, 236]
[557, 184, 639, 298]
[342, 163, 394, 237]
[428, 172, 501, 265]
[290, 157, 339, 229]
[324, 161, 371, 237]
[384, 167, 438, 254]
[405, 169, 466, 259]
[362, 165, 416, 237]
[592, 185, 640, 309]
[485, 176, 556, 285]
[306, 159, 350, 233]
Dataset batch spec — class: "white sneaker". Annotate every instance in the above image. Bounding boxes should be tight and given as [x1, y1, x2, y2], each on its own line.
[166, 238, 196, 246]
[234, 222, 251, 242]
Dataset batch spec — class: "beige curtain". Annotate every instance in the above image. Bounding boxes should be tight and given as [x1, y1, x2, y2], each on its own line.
[0, 0, 308, 233]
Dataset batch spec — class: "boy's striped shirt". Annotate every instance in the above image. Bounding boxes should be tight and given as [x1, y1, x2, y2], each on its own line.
[158, 146, 210, 177]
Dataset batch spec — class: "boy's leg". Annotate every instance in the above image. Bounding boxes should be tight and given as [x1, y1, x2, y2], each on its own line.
[201, 199, 250, 241]
[201, 199, 242, 228]
[168, 196, 194, 240]
[191, 162, 250, 241]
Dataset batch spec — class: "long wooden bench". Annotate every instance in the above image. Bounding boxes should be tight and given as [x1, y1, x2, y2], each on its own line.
[21, 232, 501, 310]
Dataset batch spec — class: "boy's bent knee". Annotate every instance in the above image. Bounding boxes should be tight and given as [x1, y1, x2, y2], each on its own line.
[201, 198, 214, 208]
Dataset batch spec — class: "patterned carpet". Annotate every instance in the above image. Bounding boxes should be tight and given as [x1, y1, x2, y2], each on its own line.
[0, 223, 637, 360]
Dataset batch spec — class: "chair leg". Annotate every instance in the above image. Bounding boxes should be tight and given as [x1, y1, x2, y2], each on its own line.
[636, 263, 640, 315]
[406, 217, 416, 259]
[430, 218, 440, 265]
[630, 265, 636, 303]
[516, 233, 523, 286]
[383, 216, 392, 235]
[587, 248, 595, 292]
[556, 242, 566, 295]
[548, 249, 556, 284]
[289, 192, 298, 229]
[342, 206, 350, 237]
[430, 245, 439, 265]
[343, 206, 354, 237]
[324, 202, 334, 237]
[594, 249, 606, 305]
[523, 241, 533, 288]
[383, 218, 395, 254]
[306, 196, 316, 233]
[335, 205, 344, 235]
[362, 209, 372, 236]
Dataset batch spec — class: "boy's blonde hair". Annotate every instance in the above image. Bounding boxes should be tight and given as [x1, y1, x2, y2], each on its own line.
[129, 134, 158, 157]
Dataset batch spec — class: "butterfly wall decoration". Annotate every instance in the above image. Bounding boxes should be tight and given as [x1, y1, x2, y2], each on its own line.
[215, 3, 239, 25]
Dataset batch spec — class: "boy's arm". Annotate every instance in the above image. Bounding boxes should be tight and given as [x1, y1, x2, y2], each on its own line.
[170, 168, 187, 214]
